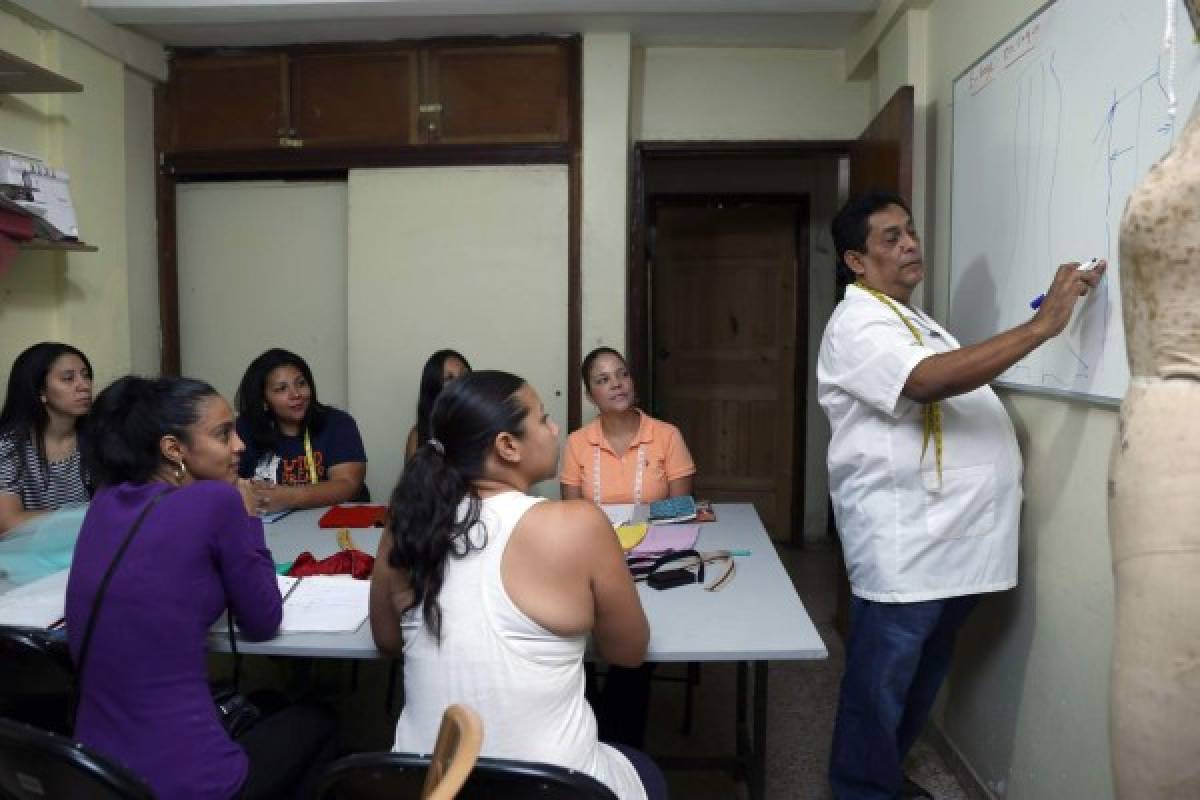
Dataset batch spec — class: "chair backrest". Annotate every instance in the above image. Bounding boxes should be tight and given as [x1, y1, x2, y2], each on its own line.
[0, 625, 76, 735]
[423, 704, 483, 800]
[314, 753, 620, 800]
[0, 717, 154, 800]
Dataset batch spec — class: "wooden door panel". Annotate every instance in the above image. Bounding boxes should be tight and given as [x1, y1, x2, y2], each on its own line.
[291, 50, 419, 147]
[167, 55, 287, 152]
[850, 85, 914, 202]
[425, 43, 570, 144]
[653, 203, 799, 540]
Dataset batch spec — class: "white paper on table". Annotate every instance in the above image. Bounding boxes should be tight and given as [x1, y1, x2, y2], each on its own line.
[599, 503, 649, 528]
[279, 575, 370, 633]
[0, 568, 68, 627]
[599, 504, 633, 527]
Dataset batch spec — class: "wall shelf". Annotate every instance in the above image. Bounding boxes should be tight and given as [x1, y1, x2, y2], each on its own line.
[22, 238, 97, 252]
[0, 50, 82, 94]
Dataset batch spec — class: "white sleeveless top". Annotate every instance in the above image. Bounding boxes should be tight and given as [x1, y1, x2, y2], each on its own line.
[392, 491, 647, 800]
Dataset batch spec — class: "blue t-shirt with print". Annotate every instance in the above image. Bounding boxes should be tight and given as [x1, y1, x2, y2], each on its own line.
[236, 407, 367, 485]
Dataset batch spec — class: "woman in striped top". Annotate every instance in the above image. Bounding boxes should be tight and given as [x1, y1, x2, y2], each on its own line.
[0, 342, 94, 536]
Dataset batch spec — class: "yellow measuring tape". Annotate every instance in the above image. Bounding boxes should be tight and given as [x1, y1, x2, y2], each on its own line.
[854, 281, 943, 485]
[302, 429, 319, 485]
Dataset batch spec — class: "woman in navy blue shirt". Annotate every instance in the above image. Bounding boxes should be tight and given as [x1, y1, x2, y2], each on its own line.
[235, 348, 367, 513]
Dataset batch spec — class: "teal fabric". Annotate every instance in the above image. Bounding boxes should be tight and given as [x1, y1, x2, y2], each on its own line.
[0, 505, 87, 585]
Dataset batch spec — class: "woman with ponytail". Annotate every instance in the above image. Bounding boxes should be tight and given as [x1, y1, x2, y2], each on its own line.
[66, 376, 334, 799]
[370, 371, 667, 800]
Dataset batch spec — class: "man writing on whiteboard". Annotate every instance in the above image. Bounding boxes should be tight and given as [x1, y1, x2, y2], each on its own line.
[818, 191, 1104, 800]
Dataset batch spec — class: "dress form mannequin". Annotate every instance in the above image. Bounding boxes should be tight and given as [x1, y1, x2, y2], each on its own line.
[1110, 3, 1200, 795]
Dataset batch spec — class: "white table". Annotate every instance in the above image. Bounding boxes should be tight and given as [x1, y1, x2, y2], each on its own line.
[215, 503, 827, 799]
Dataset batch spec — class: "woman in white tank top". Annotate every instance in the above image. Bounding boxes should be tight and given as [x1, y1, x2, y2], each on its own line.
[369, 371, 667, 800]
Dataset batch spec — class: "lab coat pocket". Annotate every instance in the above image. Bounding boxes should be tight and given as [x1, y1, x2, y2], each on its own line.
[922, 464, 995, 539]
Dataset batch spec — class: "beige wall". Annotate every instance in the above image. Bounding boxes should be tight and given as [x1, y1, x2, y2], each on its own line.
[634, 46, 871, 141]
[124, 68, 159, 375]
[868, 0, 1119, 796]
[347, 166, 569, 503]
[580, 32, 632, 422]
[175, 181, 349, 406]
[0, 9, 159, 399]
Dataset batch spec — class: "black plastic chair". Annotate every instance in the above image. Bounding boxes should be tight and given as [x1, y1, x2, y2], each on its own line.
[0, 717, 154, 799]
[314, 752, 620, 800]
[0, 625, 76, 735]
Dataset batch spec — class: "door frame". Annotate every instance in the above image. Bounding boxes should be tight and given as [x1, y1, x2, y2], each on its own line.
[629, 140, 851, 546]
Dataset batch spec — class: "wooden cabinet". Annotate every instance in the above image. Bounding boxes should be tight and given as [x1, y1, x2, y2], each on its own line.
[162, 39, 573, 156]
[291, 50, 419, 147]
[167, 54, 287, 152]
[423, 43, 570, 144]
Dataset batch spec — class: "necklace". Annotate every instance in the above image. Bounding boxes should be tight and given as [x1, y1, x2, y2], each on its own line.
[854, 281, 944, 486]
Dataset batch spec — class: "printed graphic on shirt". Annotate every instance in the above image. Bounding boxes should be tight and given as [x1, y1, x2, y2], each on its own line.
[280, 451, 324, 485]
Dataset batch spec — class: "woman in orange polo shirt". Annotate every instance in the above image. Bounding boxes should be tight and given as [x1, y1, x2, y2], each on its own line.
[560, 347, 695, 505]
[560, 346, 696, 750]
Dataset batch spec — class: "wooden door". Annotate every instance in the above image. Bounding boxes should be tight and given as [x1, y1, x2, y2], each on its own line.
[850, 85, 914, 203]
[290, 50, 420, 148]
[652, 199, 806, 542]
[166, 54, 287, 152]
[422, 43, 570, 144]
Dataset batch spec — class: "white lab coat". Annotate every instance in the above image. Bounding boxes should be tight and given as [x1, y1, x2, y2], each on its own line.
[817, 284, 1023, 603]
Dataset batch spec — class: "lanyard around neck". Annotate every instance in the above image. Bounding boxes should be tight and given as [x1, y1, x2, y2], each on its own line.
[593, 442, 647, 506]
[854, 281, 943, 487]
[302, 429, 319, 484]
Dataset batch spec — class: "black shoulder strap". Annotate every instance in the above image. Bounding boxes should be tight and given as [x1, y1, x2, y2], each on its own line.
[73, 487, 175, 710]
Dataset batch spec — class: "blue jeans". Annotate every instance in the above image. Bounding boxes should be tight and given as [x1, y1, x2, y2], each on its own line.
[829, 594, 981, 800]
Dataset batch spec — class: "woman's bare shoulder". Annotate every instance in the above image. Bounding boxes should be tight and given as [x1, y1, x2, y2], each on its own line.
[515, 499, 613, 557]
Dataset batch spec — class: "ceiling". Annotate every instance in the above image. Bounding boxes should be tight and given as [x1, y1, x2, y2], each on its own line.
[86, 0, 881, 49]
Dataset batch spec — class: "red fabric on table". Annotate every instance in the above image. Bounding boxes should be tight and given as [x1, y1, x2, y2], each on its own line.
[317, 505, 387, 528]
[286, 549, 374, 579]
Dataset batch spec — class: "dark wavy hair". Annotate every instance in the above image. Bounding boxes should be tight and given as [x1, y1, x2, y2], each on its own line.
[81, 376, 219, 487]
[0, 342, 93, 492]
[831, 190, 911, 287]
[415, 349, 472, 449]
[388, 370, 528, 640]
[235, 348, 329, 452]
[580, 346, 625, 386]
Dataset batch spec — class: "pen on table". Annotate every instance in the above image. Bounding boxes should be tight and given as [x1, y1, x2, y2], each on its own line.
[263, 508, 295, 524]
[1030, 258, 1100, 310]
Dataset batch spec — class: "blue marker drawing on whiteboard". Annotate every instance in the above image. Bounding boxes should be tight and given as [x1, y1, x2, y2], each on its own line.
[1030, 258, 1100, 310]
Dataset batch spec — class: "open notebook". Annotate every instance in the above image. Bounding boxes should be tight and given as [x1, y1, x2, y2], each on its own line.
[0, 569, 69, 628]
[0, 570, 371, 635]
[273, 575, 371, 633]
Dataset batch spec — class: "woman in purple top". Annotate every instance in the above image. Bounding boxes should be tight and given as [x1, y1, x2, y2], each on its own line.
[66, 376, 332, 799]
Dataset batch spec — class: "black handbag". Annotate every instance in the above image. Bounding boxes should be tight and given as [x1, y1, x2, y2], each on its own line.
[74, 487, 260, 738]
[211, 683, 260, 738]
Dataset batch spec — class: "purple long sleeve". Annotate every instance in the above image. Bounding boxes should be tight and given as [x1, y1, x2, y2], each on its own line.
[67, 480, 282, 800]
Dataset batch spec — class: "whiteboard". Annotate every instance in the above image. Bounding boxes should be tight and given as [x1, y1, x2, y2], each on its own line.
[950, 0, 1200, 402]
